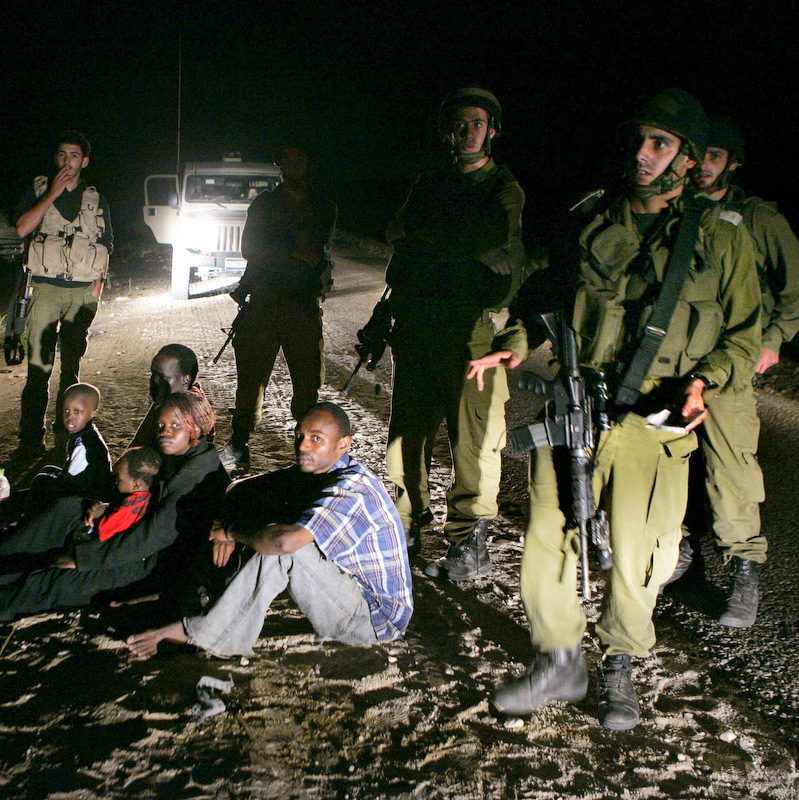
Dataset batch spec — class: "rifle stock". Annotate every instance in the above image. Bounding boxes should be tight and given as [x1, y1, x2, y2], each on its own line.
[4, 265, 32, 366]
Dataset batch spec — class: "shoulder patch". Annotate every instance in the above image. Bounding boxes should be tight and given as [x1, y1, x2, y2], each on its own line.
[719, 209, 743, 226]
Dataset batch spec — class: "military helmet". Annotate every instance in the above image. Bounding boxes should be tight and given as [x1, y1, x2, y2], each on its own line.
[630, 88, 709, 163]
[438, 86, 503, 137]
[707, 115, 746, 165]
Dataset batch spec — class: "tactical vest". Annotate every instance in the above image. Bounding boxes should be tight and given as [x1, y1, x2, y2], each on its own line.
[27, 176, 109, 282]
[573, 200, 734, 392]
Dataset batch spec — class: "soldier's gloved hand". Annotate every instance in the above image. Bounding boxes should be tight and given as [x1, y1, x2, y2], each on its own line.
[480, 247, 512, 275]
[292, 247, 320, 268]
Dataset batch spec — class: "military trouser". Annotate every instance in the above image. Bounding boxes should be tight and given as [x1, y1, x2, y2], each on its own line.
[520, 413, 697, 656]
[387, 314, 508, 545]
[20, 282, 98, 446]
[694, 383, 765, 562]
[231, 298, 323, 431]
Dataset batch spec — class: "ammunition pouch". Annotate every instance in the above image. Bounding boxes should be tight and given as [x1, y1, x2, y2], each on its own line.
[28, 233, 108, 282]
[26, 182, 107, 282]
[575, 286, 724, 387]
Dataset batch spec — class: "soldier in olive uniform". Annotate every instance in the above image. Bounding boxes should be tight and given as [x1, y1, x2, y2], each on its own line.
[385, 87, 526, 580]
[219, 144, 337, 468]
[672, 117, 799, 627]
[470, 90, 761, 730]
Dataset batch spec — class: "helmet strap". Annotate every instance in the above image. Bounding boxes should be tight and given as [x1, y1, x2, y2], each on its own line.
[446, 114, 496, 165]
[705, 161, 733, 194]
[631, 151, 688, 199]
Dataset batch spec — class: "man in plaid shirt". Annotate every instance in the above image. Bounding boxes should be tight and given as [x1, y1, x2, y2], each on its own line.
[127, 402, 413, 658]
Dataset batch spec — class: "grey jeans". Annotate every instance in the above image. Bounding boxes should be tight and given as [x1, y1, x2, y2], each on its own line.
[183, 542, 377, 656]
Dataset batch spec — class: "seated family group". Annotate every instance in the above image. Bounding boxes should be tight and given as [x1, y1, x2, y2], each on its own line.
[0, 343, 414, 659]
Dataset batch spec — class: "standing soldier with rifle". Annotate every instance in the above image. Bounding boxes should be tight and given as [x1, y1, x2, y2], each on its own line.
[13, 131, 113, 461]
[384, 86, 526, 577]
[218, 143, 337, 468]
[669, 116, 799, 627]
[469, 89, 761, 730]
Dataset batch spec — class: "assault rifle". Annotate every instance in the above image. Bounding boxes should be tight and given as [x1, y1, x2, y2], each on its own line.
[506, 311, 612, 600]
[341, 286, 392, 395]
[4, 265, 32, 366]
[212, 294, 251, 365]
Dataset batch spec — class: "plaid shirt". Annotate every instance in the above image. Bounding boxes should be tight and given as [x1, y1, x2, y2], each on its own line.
[294, 454, 413, 641]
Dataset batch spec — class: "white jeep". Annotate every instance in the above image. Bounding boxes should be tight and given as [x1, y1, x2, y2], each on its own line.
[142, 154, 282, 299]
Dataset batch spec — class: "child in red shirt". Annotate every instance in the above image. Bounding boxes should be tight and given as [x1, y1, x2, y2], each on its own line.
[86, 447, 162, 542]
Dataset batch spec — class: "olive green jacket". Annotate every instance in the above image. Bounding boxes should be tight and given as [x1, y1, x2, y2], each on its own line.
[720, 185, 799, 353]
[386, 159, 525, 323]
[573, 194, 761, 395]
[495, 193, 762, 397]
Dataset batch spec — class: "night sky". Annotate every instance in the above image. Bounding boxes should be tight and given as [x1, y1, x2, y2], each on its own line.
[4, 0, 799, 240]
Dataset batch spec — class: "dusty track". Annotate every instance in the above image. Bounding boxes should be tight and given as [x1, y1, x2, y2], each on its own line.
[0, 241, 797, 799]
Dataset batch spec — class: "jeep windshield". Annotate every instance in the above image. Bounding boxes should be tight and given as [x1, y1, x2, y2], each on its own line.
[185, 174, 280, 204]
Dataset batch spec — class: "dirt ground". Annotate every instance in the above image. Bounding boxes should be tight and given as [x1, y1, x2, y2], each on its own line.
[0, 239, 798, 800]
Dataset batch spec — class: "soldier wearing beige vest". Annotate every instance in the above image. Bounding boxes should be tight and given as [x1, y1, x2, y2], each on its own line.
[14, 131, 113, 459]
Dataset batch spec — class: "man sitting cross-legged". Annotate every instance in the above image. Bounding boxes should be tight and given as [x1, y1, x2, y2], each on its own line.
[127, 402, 413, 658]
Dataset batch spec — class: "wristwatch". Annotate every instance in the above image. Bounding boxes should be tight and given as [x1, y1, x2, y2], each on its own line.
[688, 373, 713, 389]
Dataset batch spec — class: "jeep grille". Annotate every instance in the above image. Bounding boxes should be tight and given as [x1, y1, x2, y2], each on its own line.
[216, 225, 242, 252]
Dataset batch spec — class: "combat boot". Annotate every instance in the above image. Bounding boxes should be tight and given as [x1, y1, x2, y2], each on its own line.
[493, 646, 588, 715]
[405, 507, 433, 556]
[659, 537, 694, 594]
[597, 654, 640, 731]
[423, 519, 491, 581]
[219, 433, 250, 468]
[718, 556, 759, 628]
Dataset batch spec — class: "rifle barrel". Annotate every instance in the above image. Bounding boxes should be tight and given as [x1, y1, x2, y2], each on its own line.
[340, 356, 367, 395]
[212, 328, 235, 364]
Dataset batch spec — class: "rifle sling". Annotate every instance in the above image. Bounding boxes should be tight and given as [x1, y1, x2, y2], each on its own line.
[614, 198, 713, 408]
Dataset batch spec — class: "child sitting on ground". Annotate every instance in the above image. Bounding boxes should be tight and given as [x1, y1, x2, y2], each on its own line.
[0, 383, 114, 523]
[82, 447, 162, 542]
[30, 383, 114, 507]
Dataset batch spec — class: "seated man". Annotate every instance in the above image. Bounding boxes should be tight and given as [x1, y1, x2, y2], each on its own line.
[129, 343, 215, 448]
[127, 402, 413, 658]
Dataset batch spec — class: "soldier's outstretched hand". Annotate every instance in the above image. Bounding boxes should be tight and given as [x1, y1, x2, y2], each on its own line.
[467, 350, 523, 391]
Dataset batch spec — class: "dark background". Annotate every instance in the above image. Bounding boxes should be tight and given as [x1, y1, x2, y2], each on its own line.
[3, 0, 798, 242]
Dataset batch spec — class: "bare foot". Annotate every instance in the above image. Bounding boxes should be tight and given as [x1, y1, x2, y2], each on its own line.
[126, 621, 188, 659]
